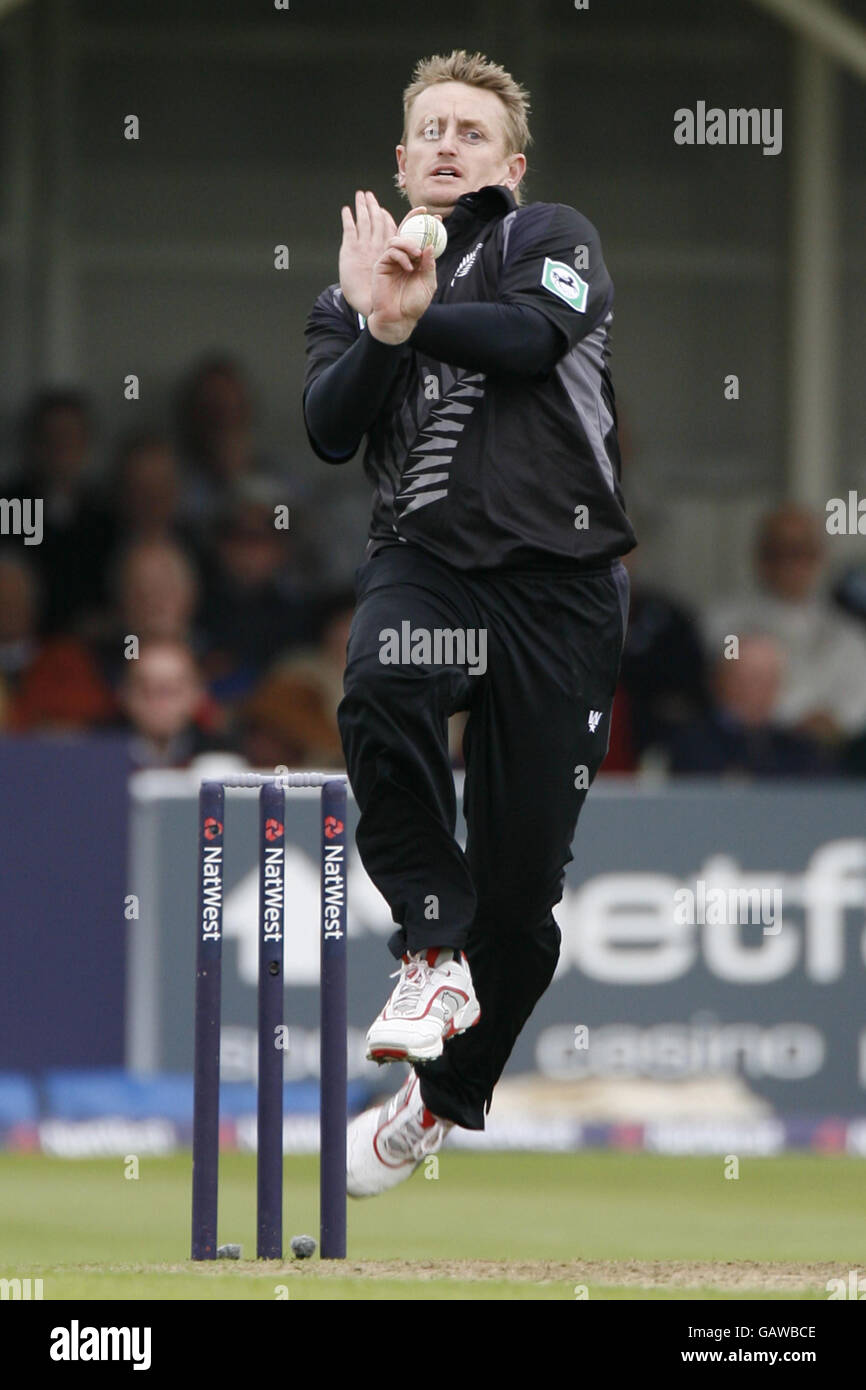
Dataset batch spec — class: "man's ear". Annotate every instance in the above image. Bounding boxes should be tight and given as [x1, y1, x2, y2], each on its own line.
[503, 151, 527, 191]
[394, 145, 411, 201]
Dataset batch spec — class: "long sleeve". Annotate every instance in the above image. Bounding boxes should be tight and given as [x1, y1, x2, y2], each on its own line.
[408, 302, 564, 378]
[303, 326, 411, 464]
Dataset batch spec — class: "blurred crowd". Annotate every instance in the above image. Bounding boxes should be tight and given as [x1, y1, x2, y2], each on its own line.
[605, 504, 866, 779]
[1, 357, 864, 779]
[0, 357, 355, 771]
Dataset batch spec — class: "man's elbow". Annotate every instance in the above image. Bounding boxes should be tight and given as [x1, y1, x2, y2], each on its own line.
[305, 425, 358, 465]
[303, 386, 359, 463]
[512, 305, 568, 378]
[321, 443, 358, 465]
[533, 336, 567, 378]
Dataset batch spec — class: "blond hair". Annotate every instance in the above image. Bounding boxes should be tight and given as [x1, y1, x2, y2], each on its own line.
[396, 49, 532, 205]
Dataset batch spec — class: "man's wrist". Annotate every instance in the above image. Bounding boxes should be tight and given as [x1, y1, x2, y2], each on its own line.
[342, 287, 372, 318]
[367, 311, 414, 346]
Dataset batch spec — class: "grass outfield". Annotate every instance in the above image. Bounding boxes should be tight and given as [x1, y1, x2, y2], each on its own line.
[0, 1151, 862, 1300]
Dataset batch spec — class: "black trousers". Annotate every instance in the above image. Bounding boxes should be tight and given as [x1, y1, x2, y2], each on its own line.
[338, 543, 629, 1129]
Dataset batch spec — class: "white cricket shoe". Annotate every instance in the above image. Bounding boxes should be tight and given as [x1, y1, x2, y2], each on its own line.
[365, 947, 480, 1064]
[347, 1071, 452, 1198]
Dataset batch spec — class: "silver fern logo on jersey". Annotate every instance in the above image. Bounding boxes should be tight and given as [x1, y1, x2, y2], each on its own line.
[450, 241, 484, 287]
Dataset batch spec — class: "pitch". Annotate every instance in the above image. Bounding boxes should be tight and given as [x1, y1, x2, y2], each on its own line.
[2, 1150, 861, 1300]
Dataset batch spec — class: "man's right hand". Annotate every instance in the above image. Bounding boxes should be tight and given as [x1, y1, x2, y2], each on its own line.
[367, 213, 437, 345]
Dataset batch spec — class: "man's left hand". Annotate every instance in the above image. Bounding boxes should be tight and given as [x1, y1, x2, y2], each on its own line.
[339, 190, 398, 318]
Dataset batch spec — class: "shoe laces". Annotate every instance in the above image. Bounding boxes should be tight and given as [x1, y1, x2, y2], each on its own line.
[407, 1116, 443, 1158]
[384, 1094, 450, 1162]
[389, 954, 434, 1001]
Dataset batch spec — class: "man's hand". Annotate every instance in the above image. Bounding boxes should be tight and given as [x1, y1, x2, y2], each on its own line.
[339, 190, 398, 318]
[367, 207, 438, 345]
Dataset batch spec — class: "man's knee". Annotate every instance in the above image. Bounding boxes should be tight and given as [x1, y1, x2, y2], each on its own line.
[341, 649, 463, 730]
[521, 914, 562, 988]
[339, 660, 415, 742]
[475, 896, 562, 956]
[474, 868, 566, 929]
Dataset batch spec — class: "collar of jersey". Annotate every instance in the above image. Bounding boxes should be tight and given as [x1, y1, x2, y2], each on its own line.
[443, 184, 517, 244]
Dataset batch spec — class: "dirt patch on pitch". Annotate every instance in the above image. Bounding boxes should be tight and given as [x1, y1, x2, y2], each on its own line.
[111, 1258, 836, 1292]
[269, 1258, 835, 1291]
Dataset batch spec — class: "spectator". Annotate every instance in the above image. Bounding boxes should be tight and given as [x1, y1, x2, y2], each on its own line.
[115, 537, 201, 649]
[8, 538, 205, 732]
[118, 640, 226, 769]
[6, 389, 109, 632]
[666, 634, 837, 778]
[78, 431, 205, 623]
[833, 564, 866, 630]
[173, 354, 290, 529]
[5, 635, 117, 733]
[0, 555, 41, 726]
[197, 480, 320, 699]
[234, 590, 354, 769]
[107, 429, 198, 544]
[617, 548, 709, 762]
[704, 505, 866, 746]
[599, 686, 637, 773]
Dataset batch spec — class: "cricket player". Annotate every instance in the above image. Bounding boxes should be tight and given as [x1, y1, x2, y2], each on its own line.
[303, 50, 635, 1196]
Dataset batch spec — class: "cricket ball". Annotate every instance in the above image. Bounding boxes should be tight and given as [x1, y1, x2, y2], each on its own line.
[398, 213, 448, 259]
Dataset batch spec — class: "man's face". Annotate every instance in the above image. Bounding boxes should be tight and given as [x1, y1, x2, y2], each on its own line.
[757, 514, 823, 603]
[396, 81, 525, 217]
[123, 645, 201, 742]
[35, 406, 90, 485]
[120, 545, 196, 641]
[715, 637, 784, 728]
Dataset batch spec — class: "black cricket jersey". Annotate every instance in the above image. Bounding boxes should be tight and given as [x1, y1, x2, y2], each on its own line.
[303, 183, 636, 572]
